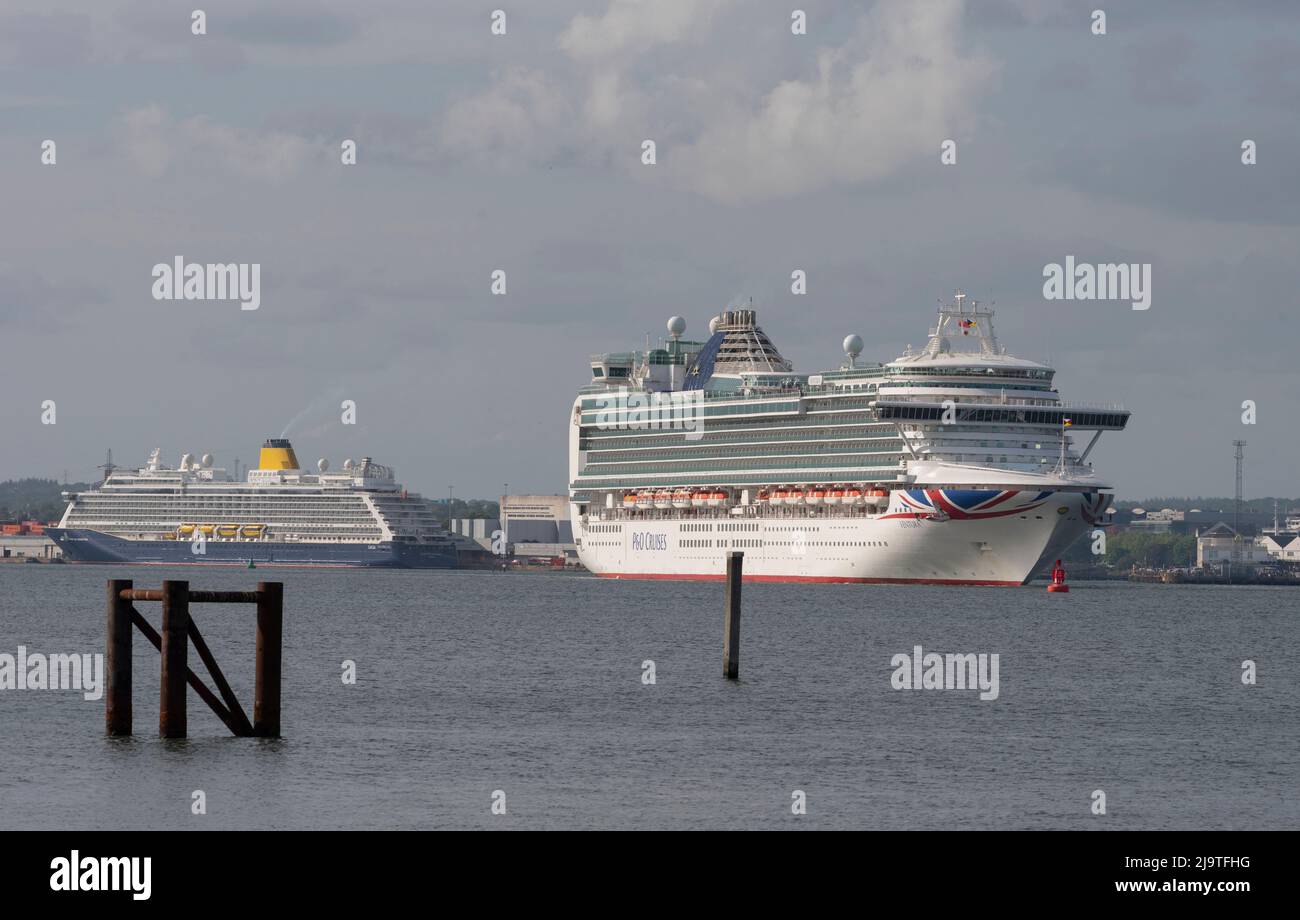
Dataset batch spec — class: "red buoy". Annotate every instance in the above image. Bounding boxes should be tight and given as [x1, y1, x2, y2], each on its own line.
[1047, 559, 1069, 593]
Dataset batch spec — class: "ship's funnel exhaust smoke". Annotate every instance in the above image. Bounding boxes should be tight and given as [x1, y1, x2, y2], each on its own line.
[280, 387, 349, 439]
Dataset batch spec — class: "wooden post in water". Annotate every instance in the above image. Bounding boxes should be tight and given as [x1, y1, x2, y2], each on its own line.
[254, 581, 283, 737]
[723, 551, 743, 680]
[159, 580, 189, 738]
[106, 579, 133, 736]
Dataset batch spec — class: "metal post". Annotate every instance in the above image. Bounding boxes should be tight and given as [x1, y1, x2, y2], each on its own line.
[723, 552, 743, 680]
[159, 580, 189, 738]
[106, 579, 133, 736]
[254, 582, 283, 737]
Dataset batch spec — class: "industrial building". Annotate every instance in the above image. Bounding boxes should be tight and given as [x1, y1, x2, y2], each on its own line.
[0, 534, 61, 560]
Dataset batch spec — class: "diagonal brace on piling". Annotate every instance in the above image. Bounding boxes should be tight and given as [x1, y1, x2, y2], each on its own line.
[128, 606, 248, 737]
[187, 618, 255, 736]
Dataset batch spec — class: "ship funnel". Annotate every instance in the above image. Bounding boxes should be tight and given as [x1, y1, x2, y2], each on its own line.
[258, 438, 300, 470]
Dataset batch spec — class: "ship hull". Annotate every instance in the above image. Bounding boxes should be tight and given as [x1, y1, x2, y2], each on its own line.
[574, 490, 1107, 586]
[46, 529, 458, 569]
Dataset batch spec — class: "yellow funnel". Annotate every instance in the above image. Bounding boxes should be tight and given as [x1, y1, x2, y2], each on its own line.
[258, 438, 300, 470]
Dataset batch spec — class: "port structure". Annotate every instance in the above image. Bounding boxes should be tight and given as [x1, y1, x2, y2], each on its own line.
[105, 580, 283, 739]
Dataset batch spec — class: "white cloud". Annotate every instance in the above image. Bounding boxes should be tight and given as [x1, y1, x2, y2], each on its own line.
[441, 0, 997, 203]
[559, 0, 737, 60]
[114, 104, 319, 180]
[441, 69, 577, 167]
[670, 0, 998, 202]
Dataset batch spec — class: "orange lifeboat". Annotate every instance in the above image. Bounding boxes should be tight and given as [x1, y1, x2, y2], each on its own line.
[825, 488, 845, 506]
[756, 490, 771, 503]
[690, 490, 708, 508]
[653, 490, 673, 509]
[636, 491, 656, 508]
[707, 490, 726, 508]
[672, 489, 692, 509]
[788, 489, 805, 505]
[622, 493, 637, 509]
[806, 488, 826, 506]
[771, 489, 789, 507]
[843, 488, 864, 506]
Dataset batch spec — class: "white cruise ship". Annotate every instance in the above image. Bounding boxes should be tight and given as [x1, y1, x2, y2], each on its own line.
[568, 294, 1130, 585]
[48, 439, 461, 567]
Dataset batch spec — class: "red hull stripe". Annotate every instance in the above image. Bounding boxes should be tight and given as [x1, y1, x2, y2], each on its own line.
[595, 572, 1021, 586]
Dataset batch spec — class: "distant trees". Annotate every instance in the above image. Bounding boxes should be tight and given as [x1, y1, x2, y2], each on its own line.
[1061, 529, 1196, 569]
[0, 478, 85, 523]
[436, 498, 500, 522]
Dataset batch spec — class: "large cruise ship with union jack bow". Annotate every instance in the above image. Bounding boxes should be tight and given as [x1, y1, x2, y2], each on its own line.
[568, 293, 1130, 585]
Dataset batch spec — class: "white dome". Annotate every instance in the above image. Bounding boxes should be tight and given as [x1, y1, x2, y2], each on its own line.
[343, 458, 354, 471]
[317, 458, 329, 472]
[842, 334, 863, 357]
[667, 316, 686, 337]
[200, 453, 213, 468]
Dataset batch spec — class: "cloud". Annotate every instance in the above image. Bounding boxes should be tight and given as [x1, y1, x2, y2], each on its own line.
[559, 0, 737, 60]
[112, 104, 321, 180]
[441, 69, 579, 168]
[441, 0, 997, 203]
[669, 0, 997, 202]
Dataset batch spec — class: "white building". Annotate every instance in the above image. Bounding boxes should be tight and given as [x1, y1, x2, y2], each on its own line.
[1196, 523, 1271, 568]
[1259, 533, 1300, 562]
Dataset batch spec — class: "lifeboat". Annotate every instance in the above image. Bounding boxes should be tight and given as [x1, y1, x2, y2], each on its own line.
[622, 494, 637, 509]
[865, 488, 890, 507]
[241, 525, 266, 539]
[198, 524, 216, 536]
[217, 525, 239, 538]
[843, 488, 864, 506]
[756, 490, 771, 504]
[706, 490, 726, 508]
[636, 491, 655, 507]
[690, 490, 708, 508]
[160, 533, 177, 541]
[654, 490, 673, 509]
[177, 524, 196, 535]
[771, 489, 788, 506]
[825, 488, 844, 506]
[788, 489, 805, 505]
[672, 489, 692, 509]
[806, 488, 826, 506]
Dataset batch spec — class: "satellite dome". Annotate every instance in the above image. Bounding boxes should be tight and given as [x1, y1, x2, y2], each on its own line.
[343, 458, 354, 471]
[318, 458, 329, 472]
[667, 316, 686, 337]
[842, 334, 863, 357]
[201, 453, 213, 468]
[708, 315, 722, 335]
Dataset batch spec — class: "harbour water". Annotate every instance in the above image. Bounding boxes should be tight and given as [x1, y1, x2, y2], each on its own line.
[1, 565, 1295, 830]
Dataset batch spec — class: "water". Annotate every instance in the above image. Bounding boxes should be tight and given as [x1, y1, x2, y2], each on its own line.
[1, 565, 1296, 830]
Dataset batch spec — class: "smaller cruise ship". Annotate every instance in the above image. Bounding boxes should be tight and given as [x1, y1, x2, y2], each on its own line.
[48, 439, 461, 567]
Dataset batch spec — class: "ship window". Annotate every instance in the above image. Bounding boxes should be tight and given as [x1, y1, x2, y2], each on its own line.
[592, 367, 605, 377]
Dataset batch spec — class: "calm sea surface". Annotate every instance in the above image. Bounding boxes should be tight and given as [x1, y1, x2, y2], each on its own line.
[1, 565, 1295, 830]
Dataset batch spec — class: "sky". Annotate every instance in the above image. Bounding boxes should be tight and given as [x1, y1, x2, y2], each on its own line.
[1, 0, 1297, 500]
